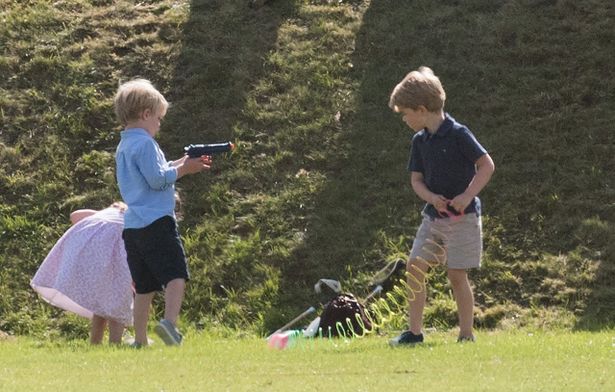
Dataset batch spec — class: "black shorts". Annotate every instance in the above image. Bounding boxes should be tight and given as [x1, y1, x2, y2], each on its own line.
[122, 216, 189, 294]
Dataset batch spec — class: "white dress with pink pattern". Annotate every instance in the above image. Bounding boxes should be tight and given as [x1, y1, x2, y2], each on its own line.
[31, 207, 133, 326]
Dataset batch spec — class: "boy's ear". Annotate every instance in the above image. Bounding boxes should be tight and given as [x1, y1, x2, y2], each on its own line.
[416, 105, 428, 114]
[140, 109, 152, 119]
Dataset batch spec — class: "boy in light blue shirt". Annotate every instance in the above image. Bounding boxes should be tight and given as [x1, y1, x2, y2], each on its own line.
[114, 78, 211, 347]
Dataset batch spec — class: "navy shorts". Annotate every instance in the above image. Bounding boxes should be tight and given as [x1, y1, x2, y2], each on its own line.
[122, 216, 189, 294]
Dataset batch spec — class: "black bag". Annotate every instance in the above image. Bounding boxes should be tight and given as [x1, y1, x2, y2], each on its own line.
[318, 293, 372, 338]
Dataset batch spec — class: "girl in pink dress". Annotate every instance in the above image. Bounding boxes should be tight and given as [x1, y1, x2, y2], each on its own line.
[31, 202, 133, 344]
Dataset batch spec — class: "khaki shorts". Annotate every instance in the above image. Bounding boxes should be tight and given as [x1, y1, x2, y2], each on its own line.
[409, 213, 482, 270]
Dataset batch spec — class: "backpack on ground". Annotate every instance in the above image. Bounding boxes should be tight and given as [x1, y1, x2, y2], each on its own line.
[317, 293, 372, 338]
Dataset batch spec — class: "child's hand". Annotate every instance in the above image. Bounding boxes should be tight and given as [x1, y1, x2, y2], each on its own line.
[177, 156, 211, 178]
[431, 194, 449, 213]
[176, 155, 212, 166]
[448, 193, 472, 214]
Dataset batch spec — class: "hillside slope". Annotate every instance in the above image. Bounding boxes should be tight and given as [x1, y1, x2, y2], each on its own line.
[1, 0, 614, 337]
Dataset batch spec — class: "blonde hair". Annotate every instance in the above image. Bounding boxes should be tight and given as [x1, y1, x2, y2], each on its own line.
[388, 66, 446, 112]
[113, 78, 168, 125]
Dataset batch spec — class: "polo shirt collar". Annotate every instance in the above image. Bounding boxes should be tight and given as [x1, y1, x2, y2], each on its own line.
[421, 113, 454, 141]
[122, 128, 152, 137]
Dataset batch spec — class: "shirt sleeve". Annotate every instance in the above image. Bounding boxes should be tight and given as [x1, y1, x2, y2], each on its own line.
[457, 127, 487, 163]
[135, 139, 178, 190]
[408, 133, 424, 173]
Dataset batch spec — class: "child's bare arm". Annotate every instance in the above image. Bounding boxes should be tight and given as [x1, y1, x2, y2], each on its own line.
[170, 156, 186, 167]
[410, 171, 448, 212]
[70, 209, 98, 225]
[449, 153, 495, 213]
[175, 155, 212, 179]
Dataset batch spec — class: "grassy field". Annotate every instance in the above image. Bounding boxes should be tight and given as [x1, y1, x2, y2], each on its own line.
[1, 0, 614, 340]
[2, 2, 614, 388]
[1, 329, 614, 391]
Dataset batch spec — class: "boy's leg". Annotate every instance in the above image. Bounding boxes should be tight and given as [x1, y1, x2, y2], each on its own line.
[155, 279, 185, 345]
[444, 214, 482, 340]
[447, 268, 474, 338]
[127, 217, 188, 345]
[107, 320, 125, 344]
[133, 292, 155, 345]
[405, 216, 442, 335]
[163, 278, 186, 325]
[390, 257, 430, 346]
[90, 315, 107, 345]
[407, 259, 430, 334]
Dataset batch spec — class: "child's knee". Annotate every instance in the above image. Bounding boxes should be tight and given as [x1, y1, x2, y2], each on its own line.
[447, 269, 469, 285]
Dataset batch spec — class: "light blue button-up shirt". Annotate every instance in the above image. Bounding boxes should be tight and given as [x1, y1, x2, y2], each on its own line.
[115, 128, 177, 229]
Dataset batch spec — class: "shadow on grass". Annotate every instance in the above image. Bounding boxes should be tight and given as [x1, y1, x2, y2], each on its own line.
[159, 0, 615, 332]
[162, 0, 294, 149]
[157, 0, 296, 321]
[162, 0, 297, 222]
[576, 241, 615, 330]
[285, 0, 615, 331]
[276, 0, 422, 309]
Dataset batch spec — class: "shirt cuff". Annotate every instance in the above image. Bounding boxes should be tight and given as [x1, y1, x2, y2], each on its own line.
[164, 166, 178, 187]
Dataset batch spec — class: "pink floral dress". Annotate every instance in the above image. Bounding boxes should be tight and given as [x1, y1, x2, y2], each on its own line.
[31, 207, 133, 326]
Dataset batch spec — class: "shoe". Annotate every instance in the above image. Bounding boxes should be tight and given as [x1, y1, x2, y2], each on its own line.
[128, 341, 144, 349]
[154, 319, 183, 346]
[389, 330, 424, 347]
[124, 336, 154, 346]
[457, 335, 476, 343]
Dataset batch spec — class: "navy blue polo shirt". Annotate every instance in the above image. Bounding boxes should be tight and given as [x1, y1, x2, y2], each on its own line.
[408, 113, 487, 219]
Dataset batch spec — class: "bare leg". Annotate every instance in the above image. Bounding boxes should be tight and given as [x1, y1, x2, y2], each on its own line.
[133, 292, 155, 345]
[447, 268, 475, 338]
[107, 320, 125, 344]
[163, 278, 185, 325]
[90, 315, 107, 345]
[407, 259, 429, 335]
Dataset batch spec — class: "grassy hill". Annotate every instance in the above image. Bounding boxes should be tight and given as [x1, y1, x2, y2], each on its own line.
[1, 0, 614, 338]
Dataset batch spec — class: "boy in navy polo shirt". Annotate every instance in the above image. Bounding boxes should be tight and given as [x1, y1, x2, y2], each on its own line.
[388, 67, 495, 345]
[114, 79, 212, 347]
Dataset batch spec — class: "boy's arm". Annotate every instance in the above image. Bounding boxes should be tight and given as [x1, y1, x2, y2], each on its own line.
[173, 155, 212, 179]
[169, 157, 186, 167]
[136, 141, 211, 188]
[449, 153, 495, 213]
[410, 172, 449, 212]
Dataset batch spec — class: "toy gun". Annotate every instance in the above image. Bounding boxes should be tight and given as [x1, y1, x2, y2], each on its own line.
[437, 203, 465, 221]
[184, 142, 235, 158]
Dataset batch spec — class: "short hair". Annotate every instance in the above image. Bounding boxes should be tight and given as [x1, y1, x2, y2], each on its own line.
[113, 78, 168, 125]
[388, 66, 446, 112]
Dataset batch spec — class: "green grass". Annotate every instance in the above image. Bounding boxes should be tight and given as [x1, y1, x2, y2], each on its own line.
[1, 329, 615, 391]
[1, 0, 615, 337]
[2, 3, 613, 387]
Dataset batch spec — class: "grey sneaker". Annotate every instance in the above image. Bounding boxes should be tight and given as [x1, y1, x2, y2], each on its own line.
[389, 330, 424, 347]
[154, 319, 183, 346]
[124, 335, 154, 347]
